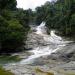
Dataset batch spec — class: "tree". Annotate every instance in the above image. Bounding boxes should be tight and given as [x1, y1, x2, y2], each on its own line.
[0, 0, 17, 10]
[0, 0, 30, 53]
[0, 18, 25, 52]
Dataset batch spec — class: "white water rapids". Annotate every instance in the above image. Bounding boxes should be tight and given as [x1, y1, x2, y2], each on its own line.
[20, 22, 71, 64]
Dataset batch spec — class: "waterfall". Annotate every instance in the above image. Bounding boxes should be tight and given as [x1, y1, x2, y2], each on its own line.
[20, 22, 71, 64]
[36, 22, 46, 35]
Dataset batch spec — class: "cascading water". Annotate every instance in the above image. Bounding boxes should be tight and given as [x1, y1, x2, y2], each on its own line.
[36, 22, 46, 35]
[20, 22, 71, 64]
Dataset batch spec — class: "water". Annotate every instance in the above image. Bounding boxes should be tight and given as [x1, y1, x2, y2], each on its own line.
[20, 22, 71, 64]
[36, 22, 46, 35]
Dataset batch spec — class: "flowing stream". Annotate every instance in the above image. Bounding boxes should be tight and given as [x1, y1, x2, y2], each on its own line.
[3, 22, 75, 75]
[20, 22, 71, 64]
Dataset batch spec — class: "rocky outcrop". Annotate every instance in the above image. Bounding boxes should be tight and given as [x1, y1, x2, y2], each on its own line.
[47, 43, 75, 62]
[25, 32, 50, 49]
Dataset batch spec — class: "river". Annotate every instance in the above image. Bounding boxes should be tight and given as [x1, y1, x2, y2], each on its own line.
[3, 22, 75, 75]
[20, 22, 71, 64]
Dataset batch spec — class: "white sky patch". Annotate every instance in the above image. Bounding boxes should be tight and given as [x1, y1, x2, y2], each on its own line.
[16, 0, 51, 10]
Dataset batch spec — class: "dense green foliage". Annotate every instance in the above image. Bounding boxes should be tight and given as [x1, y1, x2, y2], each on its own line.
[0, 0, 17, 10]
[35, 0, 75, 36]
[0, 0, 30, 53]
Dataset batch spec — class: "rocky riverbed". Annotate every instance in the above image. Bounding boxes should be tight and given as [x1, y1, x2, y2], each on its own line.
[3, 22, 75, 75]
[3, 49, 75, 75]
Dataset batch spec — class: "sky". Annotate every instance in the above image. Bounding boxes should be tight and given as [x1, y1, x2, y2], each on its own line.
[16, 0, 51, 10]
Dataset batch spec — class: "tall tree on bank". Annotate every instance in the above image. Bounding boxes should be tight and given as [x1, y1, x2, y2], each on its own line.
[0, 0, 30, 53]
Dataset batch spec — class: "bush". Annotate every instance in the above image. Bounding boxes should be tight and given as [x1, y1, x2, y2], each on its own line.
[0, 18, 26, 52]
